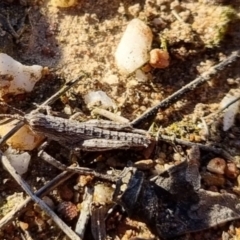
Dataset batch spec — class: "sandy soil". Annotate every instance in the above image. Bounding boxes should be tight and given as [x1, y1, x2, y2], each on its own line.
[0, 0, 240, 239]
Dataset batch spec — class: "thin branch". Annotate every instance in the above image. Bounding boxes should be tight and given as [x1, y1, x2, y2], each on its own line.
[38, 149, 118, 182]
[0, 171, 74, 229]
[33, 74, 86, 111]
[131, 50, 240, 127]
[158, 134, 235, 161]
[0, 75, 85, 147]
[1, 155, 81, 240]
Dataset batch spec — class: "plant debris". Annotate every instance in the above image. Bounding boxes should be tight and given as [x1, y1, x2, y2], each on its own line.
[0, 0, 240, 240]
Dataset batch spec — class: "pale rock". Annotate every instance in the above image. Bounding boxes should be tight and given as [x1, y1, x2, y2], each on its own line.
[135, 69, 148, 82]
[3, 148, 31, 175]
[0, 119, 44, 150]
[84, 91, 116, 109]
[0, 53, 43, 98]
[115, 19, 153, 75]
[220, 89, 240, 131]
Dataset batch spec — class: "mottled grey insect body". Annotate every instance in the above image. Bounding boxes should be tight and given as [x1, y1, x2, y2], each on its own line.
[25, 113, 151, 151]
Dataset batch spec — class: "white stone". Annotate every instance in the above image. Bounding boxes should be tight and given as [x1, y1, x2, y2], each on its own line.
[0, 119, 44, 150]
[135, 69, 148, 82]
[3, 148, 31, 175]
[0, 53, 43, 98]
[84, 91, 116, 109]
[220, 89, 240, 131]
[115, 19, 153, 75]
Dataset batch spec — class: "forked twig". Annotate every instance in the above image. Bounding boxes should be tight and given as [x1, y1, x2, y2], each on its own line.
[38, 149, 118, 182]
[204, 95, 240, 121]
[0, 75, 85, 147]
[0, 171, 75, 229]
[158, 134, 235, 161]
[131, 50, 240, 127]
[32, 75, 86, 110]
[1, 154, 81, 240]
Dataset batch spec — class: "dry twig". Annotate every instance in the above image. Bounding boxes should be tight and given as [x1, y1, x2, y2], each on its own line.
[131, 50, 240, 127]
[0, 75, 85, 147]
[1, 154, 81, 240]
[158, 134, 235, 161]
[0, 170, 74, 229]
[38, 149, 118, 182]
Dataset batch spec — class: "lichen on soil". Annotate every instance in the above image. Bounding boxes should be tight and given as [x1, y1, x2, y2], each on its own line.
[0, 0, 240, 239]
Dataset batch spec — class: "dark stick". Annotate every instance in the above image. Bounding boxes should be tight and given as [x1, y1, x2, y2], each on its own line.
[0, 121, 25, 146]
[1, 155, 81, 240]
[158, 134, 234, 161]
[34, 75, 86, 108]
[0, 170, 74, 229]
[131, 50, 240, 127]
[0, 75, 85, 147]
[38, 150, 118, 182]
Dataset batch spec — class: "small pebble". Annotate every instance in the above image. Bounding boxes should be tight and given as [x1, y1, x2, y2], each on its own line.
[154, 164, 165, 174]
[3, 148, 31, 175]
[59, 185, 74, 201]
[173, 152, 182, 161]
[135, 69, 148, 82]
[51, 0, 77, 7]
[149, 49, 170, 68]
[202, 172, 225, 186]
[220, 89, 240, 131]
[19, 221, 28, 231]
[207, 158, 226, 175]
[84, 91, 116, 109]
[133, 159, 155, 170]
[227, 78, 236, 85]
[63, 105, 73, 115]
[93, 184, 113, 204]
[225, 162, 239, 179]
[164, 163, 174, 170]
